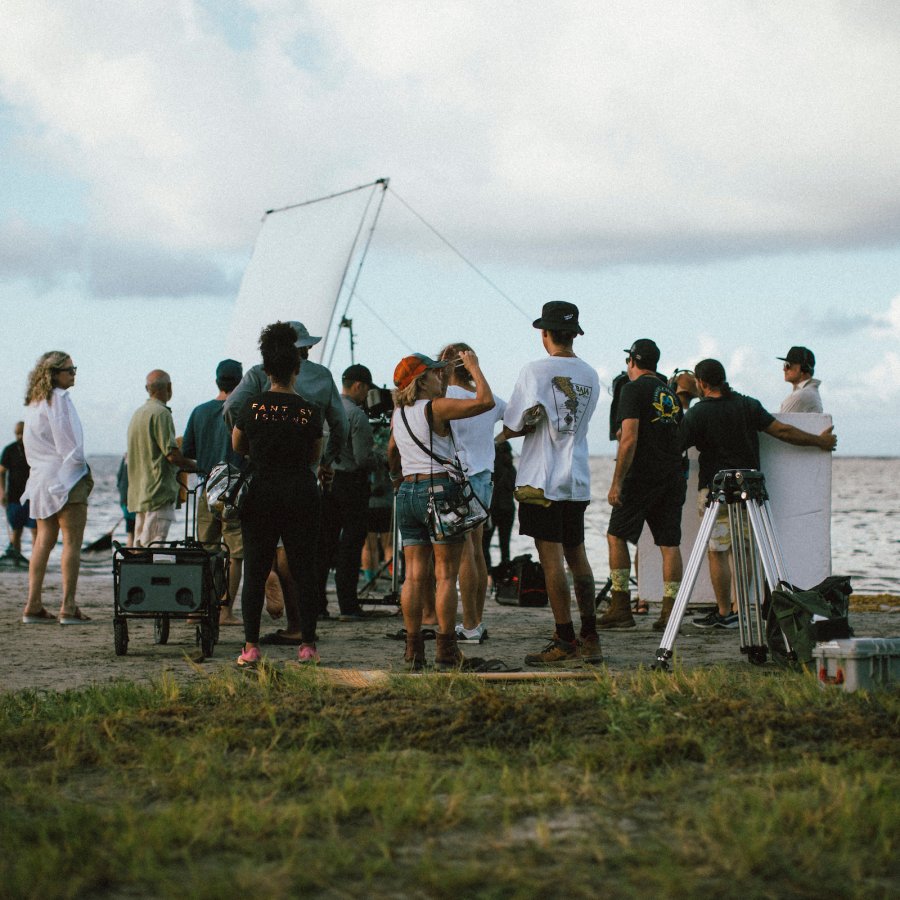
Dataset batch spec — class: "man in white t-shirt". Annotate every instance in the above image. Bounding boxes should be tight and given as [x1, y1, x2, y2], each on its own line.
[778, 346, 823, 413]
[500, 301, 601, 666]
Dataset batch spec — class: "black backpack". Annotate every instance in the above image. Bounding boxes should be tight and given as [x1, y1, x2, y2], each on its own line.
[493, 554, 549, 607]
[766, 575, 853, 667]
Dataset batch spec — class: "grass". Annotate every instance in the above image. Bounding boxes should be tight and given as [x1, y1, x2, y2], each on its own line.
[1, 666, 898, 899]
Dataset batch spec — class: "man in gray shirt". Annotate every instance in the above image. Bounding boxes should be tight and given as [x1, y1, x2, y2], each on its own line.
[317, 363, 378, 619]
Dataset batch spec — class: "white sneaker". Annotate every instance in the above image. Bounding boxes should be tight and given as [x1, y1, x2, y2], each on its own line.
[455, 623, 487, 643]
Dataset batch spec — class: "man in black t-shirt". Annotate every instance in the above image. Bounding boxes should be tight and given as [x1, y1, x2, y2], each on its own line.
[0, 422, 35, 562]
[681, 358, 837, 629]
[605, 339, 686, 631]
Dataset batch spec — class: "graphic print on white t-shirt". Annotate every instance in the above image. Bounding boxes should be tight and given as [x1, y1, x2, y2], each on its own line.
[550, 376, 593, 433]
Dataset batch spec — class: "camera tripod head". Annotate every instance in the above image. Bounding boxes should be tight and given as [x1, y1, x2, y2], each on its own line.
[710, 469, 769, 505]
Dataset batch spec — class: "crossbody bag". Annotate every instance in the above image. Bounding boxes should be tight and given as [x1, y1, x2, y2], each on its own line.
[399, 403, 488, 540]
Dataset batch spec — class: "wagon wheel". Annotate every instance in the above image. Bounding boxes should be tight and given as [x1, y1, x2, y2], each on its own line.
[153, 613, 170, 645]
[114, 617, 129, 656]
[199, 621, 215, 658]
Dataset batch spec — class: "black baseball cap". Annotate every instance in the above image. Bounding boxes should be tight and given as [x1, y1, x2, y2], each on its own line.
[533, 301, 584, 335]
[777, 346, 815, 370]
[625, 339, 660, 368]
[343, 363, 374, 387]
[215, 359, 243, 381]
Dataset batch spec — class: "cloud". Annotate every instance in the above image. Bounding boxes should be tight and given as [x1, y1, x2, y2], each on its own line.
[804, 295, 900, 339]
[808, 309, 879, 337]
[0, 0, 899, 272]
[86, 241, 237, 298]
[874, 295, 900, 338]
[0, 218, 81, 286]
[0, 218, 235, 297]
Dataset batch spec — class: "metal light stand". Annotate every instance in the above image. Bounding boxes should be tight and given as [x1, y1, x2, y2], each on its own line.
[652, 469, 793, 670]
[358, 491, 401, 607]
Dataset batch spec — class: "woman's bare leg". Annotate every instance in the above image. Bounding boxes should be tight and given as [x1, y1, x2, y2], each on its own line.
[432, 541, 464, 634]
[57, 502, 88, 617]
[401, 544, 432, 634]
[24, 515, 60, 617]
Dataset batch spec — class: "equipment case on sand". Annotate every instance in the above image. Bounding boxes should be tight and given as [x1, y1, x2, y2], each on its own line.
[813, 637, 900, 692]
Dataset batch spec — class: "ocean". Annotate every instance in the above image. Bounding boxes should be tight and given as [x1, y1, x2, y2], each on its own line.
[64, 455, 900, 596]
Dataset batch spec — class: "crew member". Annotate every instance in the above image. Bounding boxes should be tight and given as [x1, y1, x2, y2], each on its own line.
[499, 301, 601, 666]
[126, 370, 196, 547]
[681, 358, 836, 629]
[778, 346, 823, 413]
[0, 421, 35, 563]
[605, 339, 686, 633]
[317, 363, 378, 620]
[182, 358, 245, 625]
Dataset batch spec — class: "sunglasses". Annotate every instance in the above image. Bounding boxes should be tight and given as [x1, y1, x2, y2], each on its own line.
[782, 362, 796, 370]
[54, 366, 77, 375]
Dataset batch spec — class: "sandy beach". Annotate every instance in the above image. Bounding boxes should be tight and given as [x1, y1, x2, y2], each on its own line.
[2, 561, 897, 694]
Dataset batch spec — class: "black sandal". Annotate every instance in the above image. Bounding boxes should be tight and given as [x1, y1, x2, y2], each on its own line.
[386, 628, 437, 641]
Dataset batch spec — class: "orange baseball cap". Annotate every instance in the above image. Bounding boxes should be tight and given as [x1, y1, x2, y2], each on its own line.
[393, 353, 449, 390]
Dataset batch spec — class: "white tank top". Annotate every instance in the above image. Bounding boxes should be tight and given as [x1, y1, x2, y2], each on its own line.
[392, 399, 458, 477]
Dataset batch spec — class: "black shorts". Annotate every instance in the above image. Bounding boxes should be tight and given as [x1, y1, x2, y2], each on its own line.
[607, 473, 686, 547]
[518, 500, 589, 547]
[368, 506, 391, 534]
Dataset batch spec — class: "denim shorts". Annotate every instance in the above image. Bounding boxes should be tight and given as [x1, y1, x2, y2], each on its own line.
[6, 501, 35, 531]
[396, 479, 466, 547]
[468, 470, 494, 511]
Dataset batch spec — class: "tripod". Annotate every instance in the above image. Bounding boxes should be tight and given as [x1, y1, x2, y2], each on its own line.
[653, 469, 794, 670]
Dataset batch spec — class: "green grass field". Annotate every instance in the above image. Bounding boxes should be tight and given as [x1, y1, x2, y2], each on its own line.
[1, 666, 898, 898]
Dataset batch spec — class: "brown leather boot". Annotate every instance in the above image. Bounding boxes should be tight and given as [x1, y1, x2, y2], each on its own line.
[434, 631, 464, 670]
[404, 631, 426, 671]
[652, 596, 675, 633]
[598, 590, 636, 629]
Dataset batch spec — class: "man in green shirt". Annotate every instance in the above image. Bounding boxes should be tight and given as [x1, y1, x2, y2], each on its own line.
[126, 369, 196, 546]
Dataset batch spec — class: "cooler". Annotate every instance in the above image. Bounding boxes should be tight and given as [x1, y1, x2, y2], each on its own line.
[813, 637, 900, 692]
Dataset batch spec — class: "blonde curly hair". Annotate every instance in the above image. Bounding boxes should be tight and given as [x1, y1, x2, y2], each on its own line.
[25, 351, 71, 406]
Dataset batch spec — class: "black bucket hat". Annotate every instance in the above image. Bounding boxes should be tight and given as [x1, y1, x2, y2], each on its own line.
[532, 301, 584, 335]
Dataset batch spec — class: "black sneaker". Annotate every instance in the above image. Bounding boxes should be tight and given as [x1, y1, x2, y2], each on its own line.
[692, 611, 734, 630]
[720, 611, 739, 629]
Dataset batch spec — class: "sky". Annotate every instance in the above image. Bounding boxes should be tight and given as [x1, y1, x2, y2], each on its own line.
[1, 0, 898, 456]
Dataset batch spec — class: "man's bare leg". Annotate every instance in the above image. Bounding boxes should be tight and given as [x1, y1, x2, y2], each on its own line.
[707, 548, 733, 615]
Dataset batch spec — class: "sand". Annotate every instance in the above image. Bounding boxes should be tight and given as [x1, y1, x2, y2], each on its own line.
[2, 561, 897, 694]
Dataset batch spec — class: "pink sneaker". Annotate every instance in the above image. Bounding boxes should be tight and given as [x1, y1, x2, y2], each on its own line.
[237, 646, 261, 668]
[298, 644, 320, 664]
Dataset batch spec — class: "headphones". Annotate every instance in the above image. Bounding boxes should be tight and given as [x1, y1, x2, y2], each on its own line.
[668, 368, 696, 390]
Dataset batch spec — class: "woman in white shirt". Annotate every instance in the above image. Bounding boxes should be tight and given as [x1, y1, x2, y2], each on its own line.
[20, 351, 93, 624]
[438, 342, 507, 644]
[387, 350, 493, 670]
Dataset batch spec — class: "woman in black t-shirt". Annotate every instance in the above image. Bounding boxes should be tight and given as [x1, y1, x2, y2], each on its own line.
[233, 322, 323, 667]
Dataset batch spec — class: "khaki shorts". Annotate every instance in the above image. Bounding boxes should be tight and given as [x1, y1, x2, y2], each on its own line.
[66, 470, 94, 506]
[135, 506, 175, 547]
[698, 488, 732, 552]
[196, 492, 244, 559]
